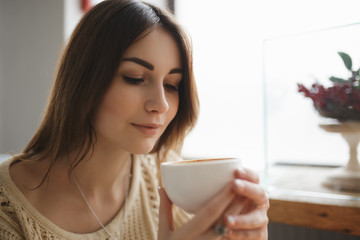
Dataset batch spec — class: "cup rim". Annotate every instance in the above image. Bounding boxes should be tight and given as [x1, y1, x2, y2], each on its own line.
[160, 157, 241, 167]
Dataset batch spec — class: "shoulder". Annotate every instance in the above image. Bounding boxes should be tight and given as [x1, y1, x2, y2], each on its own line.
[136, 154, 158, 171]
[137, 150, 182, 164]
[0, 160, 25, 239]
[136, 151, 182, 176]
[163, 150, 183, 163]
[8, 158, 46, 192]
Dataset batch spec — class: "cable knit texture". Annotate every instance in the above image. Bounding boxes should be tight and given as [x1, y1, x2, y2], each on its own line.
[0, 153, 192, 240]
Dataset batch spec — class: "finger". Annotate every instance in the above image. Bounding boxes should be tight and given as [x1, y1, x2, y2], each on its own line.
[213, 197, 245, 239]
[234, 168, 260, 184]
[227, 225, 268, 240]
[158, 187, 174, 239]
[232, 179, 269, 206]
[176, 183, 236, 237]
[226, 207, 269, 230]
[199, 229, 226, 240]
[222, 196, 246, 221]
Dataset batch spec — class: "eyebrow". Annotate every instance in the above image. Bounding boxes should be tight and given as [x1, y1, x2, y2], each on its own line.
[122, 57, 183, 74]
[123, 57, 154, 70]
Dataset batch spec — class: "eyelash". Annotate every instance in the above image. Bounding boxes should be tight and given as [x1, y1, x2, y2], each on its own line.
[164, 83, 179, 92]
[123, 76, 179, 92]
[123, 76, 143, 85]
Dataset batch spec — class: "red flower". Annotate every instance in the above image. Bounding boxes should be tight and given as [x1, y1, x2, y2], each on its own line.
[297, 52, 360, 121]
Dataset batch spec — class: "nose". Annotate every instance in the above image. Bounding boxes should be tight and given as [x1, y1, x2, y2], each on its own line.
[145, 84, 169, 114]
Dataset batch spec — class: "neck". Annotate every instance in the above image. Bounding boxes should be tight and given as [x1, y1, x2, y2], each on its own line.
[67, 146, 132, 196]
[68, 148, 132, 238]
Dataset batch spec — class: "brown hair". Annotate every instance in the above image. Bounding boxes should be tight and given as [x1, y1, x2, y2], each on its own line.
[14, 0, 199, 183]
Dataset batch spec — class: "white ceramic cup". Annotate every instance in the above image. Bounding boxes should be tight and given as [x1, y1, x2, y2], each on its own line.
[160, 158, 241, 213]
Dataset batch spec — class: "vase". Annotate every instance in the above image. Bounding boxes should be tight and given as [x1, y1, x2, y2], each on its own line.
[319, 120, 360, 191]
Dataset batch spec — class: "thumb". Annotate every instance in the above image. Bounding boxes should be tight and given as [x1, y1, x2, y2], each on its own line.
[158, 187, 174, 240]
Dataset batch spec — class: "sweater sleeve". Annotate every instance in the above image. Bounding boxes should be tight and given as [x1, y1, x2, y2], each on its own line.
[172, 206, 193, 229]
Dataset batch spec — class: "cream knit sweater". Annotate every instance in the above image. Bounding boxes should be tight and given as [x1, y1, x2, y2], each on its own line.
[0, 154, 191, 240]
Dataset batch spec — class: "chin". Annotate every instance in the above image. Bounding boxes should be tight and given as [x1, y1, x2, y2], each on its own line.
[130, 143, 156, 155]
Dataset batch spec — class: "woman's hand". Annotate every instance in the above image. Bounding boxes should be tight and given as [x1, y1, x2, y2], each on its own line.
[158, 184, 236, 240]
[221, 168, 269, 240]
[157, 167, 269, 240]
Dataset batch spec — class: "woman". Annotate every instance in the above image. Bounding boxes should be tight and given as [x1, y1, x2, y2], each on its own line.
[0, 0, 269, 239]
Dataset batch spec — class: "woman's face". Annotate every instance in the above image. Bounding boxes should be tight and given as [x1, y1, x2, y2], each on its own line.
[93, 27, 182, 154]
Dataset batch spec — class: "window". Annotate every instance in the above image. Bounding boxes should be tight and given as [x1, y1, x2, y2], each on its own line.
[175, 0, 360, 170]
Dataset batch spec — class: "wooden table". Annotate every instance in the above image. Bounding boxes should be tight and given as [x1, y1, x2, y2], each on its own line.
[267, 164, 360, 236]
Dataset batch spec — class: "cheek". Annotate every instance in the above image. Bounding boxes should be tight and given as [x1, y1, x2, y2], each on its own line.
[93, 101, 123, 135]
[94, 88, 139, 129]
[167, 95, 179, 122]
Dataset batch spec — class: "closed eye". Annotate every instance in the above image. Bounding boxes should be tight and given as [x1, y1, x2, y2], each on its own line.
[164, 83, 179, 92]
[122, 76, 143, 85]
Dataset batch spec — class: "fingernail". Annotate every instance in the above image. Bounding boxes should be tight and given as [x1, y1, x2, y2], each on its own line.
[236, 167, 246, 175]
[234, 179, 245, 192]
[227, 215, 236, 226]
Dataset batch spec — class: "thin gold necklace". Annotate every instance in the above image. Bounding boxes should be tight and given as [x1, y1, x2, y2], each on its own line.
[70, 159, 132, 240]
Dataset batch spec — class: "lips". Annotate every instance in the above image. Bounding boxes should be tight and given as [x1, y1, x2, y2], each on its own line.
[131, 123, 163, 136]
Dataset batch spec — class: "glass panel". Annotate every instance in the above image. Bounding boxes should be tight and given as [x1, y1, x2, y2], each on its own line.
[264, 23, 360, 200]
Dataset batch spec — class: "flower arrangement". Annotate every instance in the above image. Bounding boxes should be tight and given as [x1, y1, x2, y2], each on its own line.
[297, 52, 360, 121]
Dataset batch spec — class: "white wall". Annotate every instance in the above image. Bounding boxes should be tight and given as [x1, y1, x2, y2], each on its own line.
[64, 0, 83, 42]
[0, 0, 64, 154]
[0, 3, 4, 151]
[148, 0, 167, 8]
